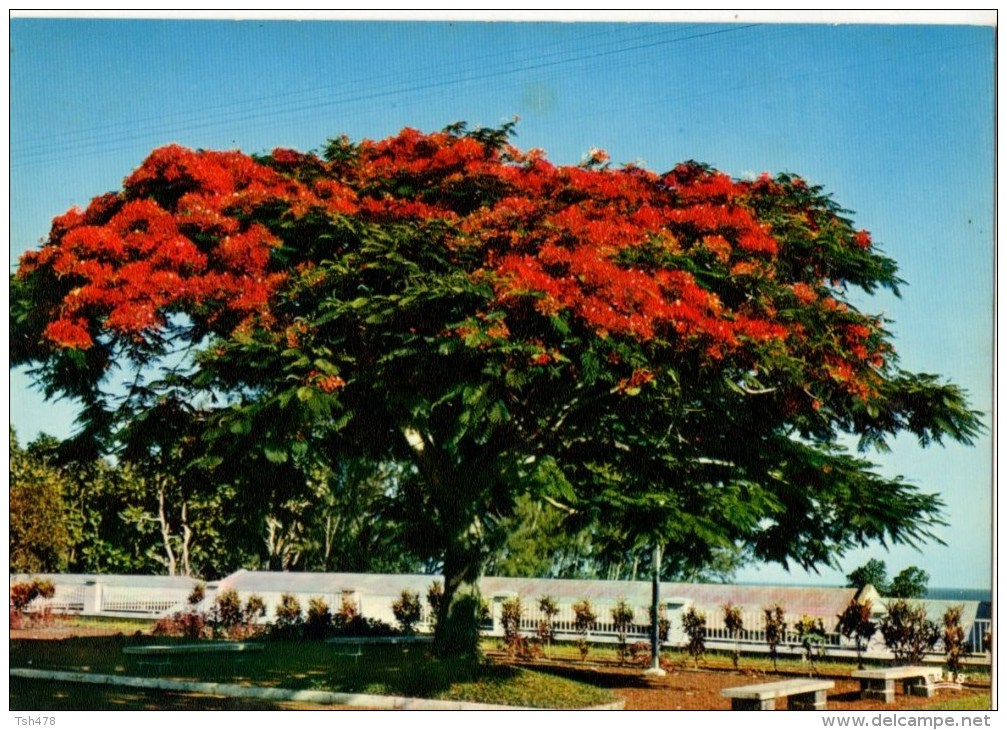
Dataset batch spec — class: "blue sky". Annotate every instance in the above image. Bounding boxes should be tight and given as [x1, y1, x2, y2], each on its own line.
[8, 13, 996, 589]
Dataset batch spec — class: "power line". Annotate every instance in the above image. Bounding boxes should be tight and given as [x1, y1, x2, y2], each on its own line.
[12, 24, 762, 168]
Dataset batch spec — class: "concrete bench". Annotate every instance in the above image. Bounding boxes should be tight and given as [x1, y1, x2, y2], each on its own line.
[852, 666, 941, 703]
[123, 642, 264, 667]
[722, 678, 835, 710]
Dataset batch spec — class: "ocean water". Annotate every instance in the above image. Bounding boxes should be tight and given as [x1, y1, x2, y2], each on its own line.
[925, 587, 992, 603]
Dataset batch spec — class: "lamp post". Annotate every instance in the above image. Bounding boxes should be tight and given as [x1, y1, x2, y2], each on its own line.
[644, 542, 667, 676]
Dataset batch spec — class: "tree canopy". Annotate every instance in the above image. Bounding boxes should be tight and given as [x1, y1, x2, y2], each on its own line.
[11, 122, 982, 656]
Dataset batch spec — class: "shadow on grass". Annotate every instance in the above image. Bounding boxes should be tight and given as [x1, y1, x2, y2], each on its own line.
[10, 678, 304, 711]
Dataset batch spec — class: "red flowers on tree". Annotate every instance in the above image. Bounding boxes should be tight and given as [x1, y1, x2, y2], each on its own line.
[11, 122, 982, 659]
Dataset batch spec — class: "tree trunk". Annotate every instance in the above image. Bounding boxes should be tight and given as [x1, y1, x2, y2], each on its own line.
[180, 502, 193, 578]
[433, 534, 484, 659]
[156, 483, 177, 576]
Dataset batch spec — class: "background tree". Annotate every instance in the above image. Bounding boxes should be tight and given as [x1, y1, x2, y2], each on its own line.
[846, 558, 890, 592]
[11, 123, 982, 657]
[888, 566, 930, 599]
[845, 559, 929, 598]
[10, 429, 71, 572]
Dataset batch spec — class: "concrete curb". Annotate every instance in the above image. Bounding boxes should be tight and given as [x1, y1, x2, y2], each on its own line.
[11, 668, 625, 711]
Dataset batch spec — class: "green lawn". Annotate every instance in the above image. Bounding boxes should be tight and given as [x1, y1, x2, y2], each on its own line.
[10, 636, 615, 710]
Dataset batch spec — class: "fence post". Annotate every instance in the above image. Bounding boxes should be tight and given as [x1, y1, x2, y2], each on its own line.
[82, 580, 103, 616]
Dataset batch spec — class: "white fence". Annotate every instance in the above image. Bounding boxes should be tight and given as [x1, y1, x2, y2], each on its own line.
[11, 573, 991, 664]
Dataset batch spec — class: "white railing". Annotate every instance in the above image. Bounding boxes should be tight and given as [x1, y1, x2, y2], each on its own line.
[100, 586, 189, 615]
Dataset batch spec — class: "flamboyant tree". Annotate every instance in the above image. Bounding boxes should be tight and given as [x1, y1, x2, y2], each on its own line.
[11, 122, 981, 656]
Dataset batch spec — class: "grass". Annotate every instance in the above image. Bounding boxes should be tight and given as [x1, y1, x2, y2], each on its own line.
[10, 635, 614, 710]
[503, 640, 992, 683]
[927, 695, 993, 711]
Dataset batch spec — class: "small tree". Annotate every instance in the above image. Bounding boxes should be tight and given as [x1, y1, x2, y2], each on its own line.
[334, 595, 359, 632]
[795, 615, 828, 675]
[426, 581, 444, 633]
[273, 593, 303, 638]
[572, 598, 597, 661]
[305, 597, 333, 639]
[942, 605, 966, 681]
[682, 607, 707, 668]
[764, 604, 787, 671]
[500, 596, 525, 656]
[879, 599, 940, 665]
[723, 603, 745, 669]
[187, 583, 206, 608]
[837, 598, 876, 669]
[536, 595, 559, 657]
[611, 599, 636, 664]
[392, 589, 423, 635]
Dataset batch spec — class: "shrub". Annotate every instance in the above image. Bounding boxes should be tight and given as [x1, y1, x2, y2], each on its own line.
[272, 593, 303, 638]
[879, 599, 940, 665]
[153, 609, 206, 639]
[572, 598, 597, 661]
[942, 605, 966, 681]
[611, 600, 635, 664]
[305, 597, 333, 639]
[763, 604, 787, 671]
[723, 602, 744, 669]
[212, 588, 245, 635]
[426, 581, 444, 632]
[628, 640, 652, 666]
[392, 589, 423, 635]
[245, 594, 267, 621]
[681, 607, 707, 667]
[10, 578, 55, 615]
[187, 583, 206, 608]
[536, 595, 559, 657]
[335, 615, 398, 638]
[500, 596, 524, 657]
[334, 595, 359, 630]
[837, 598, 876, 669]
[795, 615, 828, 674]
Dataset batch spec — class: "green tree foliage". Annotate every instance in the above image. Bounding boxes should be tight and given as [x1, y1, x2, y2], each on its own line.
[846, 559, 929, 598]
[889, 566, 930, 599]
[10, 428, 71, 572]
[846, 558, 889, 591]
[11, 123, 983, 657]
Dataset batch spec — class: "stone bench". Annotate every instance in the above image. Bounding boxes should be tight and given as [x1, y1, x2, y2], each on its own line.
[851, 666, 941, 703]
[722, 678, 835, 710]
[123, 642, 264, 667]
[123, 642, 264, 655]
[323, 635, 432, 662]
